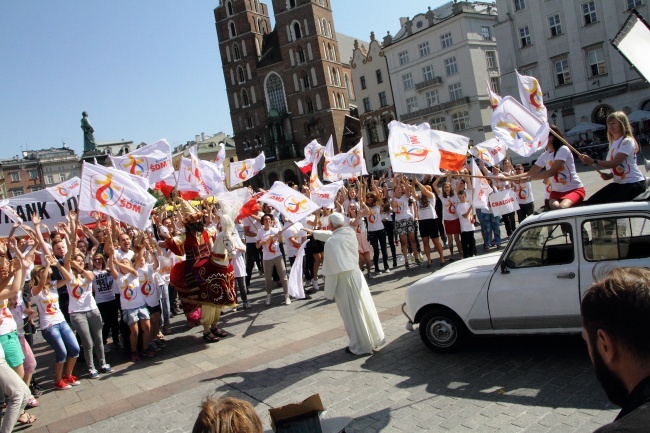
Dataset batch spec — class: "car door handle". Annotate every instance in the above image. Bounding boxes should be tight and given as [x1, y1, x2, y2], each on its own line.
[557, 272, 575, 279]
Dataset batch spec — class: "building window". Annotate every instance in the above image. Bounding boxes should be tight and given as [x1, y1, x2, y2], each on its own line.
[398, 51, 409, 65]
[226, 0, 234, 16]
[441, 32, 453, 49]
[406, 96, 418, 113]
[422, 65, 435, 82]
[627, 0, 643, 10]
[29, 170, 38, 180]
[376, 69, 383, 84]
[418, 41, 430, 57]
[302, 74, 310, 89]
[426, 90, 438, 107]
[582, 1, 597, 25]
[293, 21, 303, 39]
[490, 77, 501, 94]
[242, 89, 250, 106]
[233, 43, 241, 61]
[379, 91, 387, 107]
[514, 0, 525, 11]
[11, 190, 24, 197]
[402, 73, 413, 90]
[10, 172, 19, 182]
[430, 116, 447, 131]
[481, 26, 491, 40]
[237, 66, 245, 83]
[46, 175, 54, 185]
[265, 72, 288, 113]
[486, 51, 497, 69]
[246, 115, 253, 129]
[306, 99, 314, 113]
[366, 122, 379, 144]
[548, 14, 562, 37]
[360, 76, 366, 90]
[59, 174, 66, 182]
[520, 66, 536, 77]
[297, 47, 306, 64]
[448, 83, 463, 101]
[554, 58, 572, 85]
[519, 26, 532, 47]
[587, 48, 607, 77]
[229, 22, 237, 38]
[444, 57, 458, 76]
[363, 97, 371, 113]
[452, 111, 470, 131]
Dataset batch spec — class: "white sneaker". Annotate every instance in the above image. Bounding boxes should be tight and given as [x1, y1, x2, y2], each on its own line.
[312, 280, 319, 291]
[265, 294, 272, 306]
[284, 295, 291, 305]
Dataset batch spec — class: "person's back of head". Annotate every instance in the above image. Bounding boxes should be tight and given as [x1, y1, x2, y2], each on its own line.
[581, 267, 650, 361]
[192, 397, 263, 433]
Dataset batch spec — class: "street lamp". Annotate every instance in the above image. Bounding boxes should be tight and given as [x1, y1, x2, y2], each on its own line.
[551, 112, 557, 125]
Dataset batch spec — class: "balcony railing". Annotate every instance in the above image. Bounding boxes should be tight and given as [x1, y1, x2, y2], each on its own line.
[415, 76, 443, 91]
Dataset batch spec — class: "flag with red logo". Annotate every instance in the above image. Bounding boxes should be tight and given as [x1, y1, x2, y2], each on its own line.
[196, 159, 228, 198]
[387, 121, 442, 175]
[324, 139, 368, 179]
[470, 159, 493, 210]
[110, 139, 173, 187]
[433, 129, 470, 172]
[310, 180, 344, 208]
[177, 158, 201, 200]
[322, 135, 342, 182]
[516, 70, 547, 123]
[295, 139, 324, 175]
[488, 188, 520, 216]
[491, 96, 549, 157]
[46, 176, 81, 204]
[79, 162, 155, 230]
[469, 138, 506, 167]
[154, 171, 178, 198]
[259, 181, 320, 223]
[486, 80, 502, 110]
[229, 152, 266, 187]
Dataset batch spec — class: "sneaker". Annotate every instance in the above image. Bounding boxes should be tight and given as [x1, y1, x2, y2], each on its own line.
[54, 379, 72, 390]
[131, 352, 140, 362]
[418, 253, 425, 262]
[383, 268, 391, 274]
[243, 301, 252, 309]
[284, 295, 291, 305]
[367, 272, 374, 279]
[312, 280, 319, 291]
[64, 375, 81, 386]
[265, 294, 272, 306]
[443, 242, 449, 249]
[89, 369, 99, 379]
[103, 344, 112, 354]
[26, 396, 39, 408]
[99, 364, 114, 374]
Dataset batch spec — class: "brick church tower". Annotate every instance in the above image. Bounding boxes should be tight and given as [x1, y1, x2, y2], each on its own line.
[214, 0, 359, 188]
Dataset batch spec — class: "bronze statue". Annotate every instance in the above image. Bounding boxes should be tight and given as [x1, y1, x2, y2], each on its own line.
[81, 111, 97, 152]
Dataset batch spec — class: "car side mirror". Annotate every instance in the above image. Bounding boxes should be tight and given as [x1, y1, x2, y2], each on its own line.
[500, 260, 510, 274]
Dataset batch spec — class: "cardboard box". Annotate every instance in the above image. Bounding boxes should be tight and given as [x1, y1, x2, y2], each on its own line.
[269, 394, 325, 433]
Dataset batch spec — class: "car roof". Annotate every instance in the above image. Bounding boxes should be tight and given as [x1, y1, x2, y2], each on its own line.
[522, 200, 650, 225]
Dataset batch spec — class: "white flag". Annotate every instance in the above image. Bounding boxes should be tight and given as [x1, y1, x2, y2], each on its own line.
[46, 176, 81, 204]
[110, 139, 173, 186]
[322, 135, 342, 182]
[469, 138, 506, 167]
[387, 121, 442, 175]
[196, 159, 228, 198]
[488, 189, 520, 217]
[295, 139, 324, 175]
[0, 200, 23, 225]
[79, 162, 155, 230]
[487, 80, 502, 110]
[516, 70, 548, 123]
[287, 239, 309, 299]
[310, 181, 343, 208]
[177, 158, 201, 199]
[325, 139, 367, 179]
[492, 96, 549, 158]
[471, 159, 492, 210]
[259, 181, 320, 223]
[229, 152, 266, 187]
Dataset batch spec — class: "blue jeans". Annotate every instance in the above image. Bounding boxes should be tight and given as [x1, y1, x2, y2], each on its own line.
[41, 322, 80, 363]
[480, 212, 501, 247]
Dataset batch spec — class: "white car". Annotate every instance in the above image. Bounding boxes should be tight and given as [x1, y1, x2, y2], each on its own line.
[403, 200, 650, 353]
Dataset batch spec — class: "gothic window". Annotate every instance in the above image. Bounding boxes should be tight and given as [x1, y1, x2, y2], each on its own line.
[241, 88, 250, 106]
[237, 66, 245, 83]
[226, 0, 234, 16]
[229, 21, 237, 38]
[265, 73, 288, 113]
[293, 21, 302, 39]
[302, 74, 311, 90]
[297, 46, 306, 64]
[306, 98, 314, 113]
[233, 43, 241, 60]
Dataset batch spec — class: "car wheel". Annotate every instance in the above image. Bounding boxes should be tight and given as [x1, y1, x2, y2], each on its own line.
[419, 307, 469, 353]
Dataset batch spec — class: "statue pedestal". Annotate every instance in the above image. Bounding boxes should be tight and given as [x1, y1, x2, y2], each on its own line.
[81, 150, 109, 166]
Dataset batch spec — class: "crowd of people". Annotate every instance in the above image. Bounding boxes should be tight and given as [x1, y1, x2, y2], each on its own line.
[0, 110, 647, 431]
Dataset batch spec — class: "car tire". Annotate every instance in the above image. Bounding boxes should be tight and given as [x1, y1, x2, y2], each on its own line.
[419, 307, 469, 353]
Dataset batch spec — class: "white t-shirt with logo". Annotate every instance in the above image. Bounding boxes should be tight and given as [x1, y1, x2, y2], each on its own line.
[512, 181, 535, 205]
[456, 202, 475, 233]
[535, 146, 583, 192]
[393, 195, 413, 222]
[116, 272, 146, 310]
[243, 215, 263, 244]
[0, 297, 18, 335]
[607, 137, 645, 184]
[138, 264, 160, 308]
[67, 274, 98, 313]
[439, 195, 459, 221]
[256, 227, 282, 260]
[367, 205, 384, 232]
[34, 282, 66, 329]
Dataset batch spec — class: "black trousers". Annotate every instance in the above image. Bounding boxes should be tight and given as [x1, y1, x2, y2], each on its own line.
[245, 242, 263, 286]
[97, 298, 120, 345]
[502, 212, 516, 236]
[516, 202, 535, 224]
[460, 231, 476, 258]
[368, 229, 389, 272]
[382, 220, 398, 267]
[585, 180, 646, 205]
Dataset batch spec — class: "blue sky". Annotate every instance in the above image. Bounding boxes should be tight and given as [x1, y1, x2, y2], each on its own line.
[0, 0, 448, 160]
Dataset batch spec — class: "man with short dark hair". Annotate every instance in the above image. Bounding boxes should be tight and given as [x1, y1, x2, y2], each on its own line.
[581, 267, 650, 432]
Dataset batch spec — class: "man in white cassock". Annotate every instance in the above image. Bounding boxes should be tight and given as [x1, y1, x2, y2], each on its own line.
[313, 212, 385, 355]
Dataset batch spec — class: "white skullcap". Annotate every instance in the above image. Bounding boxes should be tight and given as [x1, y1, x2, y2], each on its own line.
[330, 212, 345, 228]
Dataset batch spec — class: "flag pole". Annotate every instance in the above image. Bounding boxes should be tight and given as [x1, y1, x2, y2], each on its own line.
[549, 129, 604, 174]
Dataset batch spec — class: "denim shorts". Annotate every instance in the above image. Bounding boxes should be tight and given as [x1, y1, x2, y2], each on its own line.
[41, 322, 80, 363]
[0, 331, 25, 368]
[122, 306, 150, 327]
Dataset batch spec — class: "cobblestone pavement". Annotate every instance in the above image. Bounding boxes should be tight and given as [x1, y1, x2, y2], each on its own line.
[22, 168, 626, 433]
